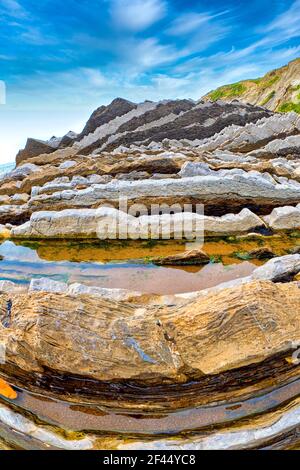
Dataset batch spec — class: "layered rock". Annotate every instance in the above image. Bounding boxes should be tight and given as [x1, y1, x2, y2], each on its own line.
[203, 57, 300, 113]
[16, 139, 58, 166]
[15, 99, 272, 166]
[185, 112, 300, 153]
[25, 172, 300, 217]
[10, 207, 266, 239]
[0, 280, 300, 388]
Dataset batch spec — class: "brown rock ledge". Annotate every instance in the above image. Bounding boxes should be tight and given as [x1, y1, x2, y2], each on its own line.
[0, 280, 299, 404]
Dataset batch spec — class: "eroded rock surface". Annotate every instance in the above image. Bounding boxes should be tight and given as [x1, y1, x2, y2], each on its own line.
[0, 280, 300, 387]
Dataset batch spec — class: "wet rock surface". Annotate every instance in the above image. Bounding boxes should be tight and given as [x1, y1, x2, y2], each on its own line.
[0, 94, 299, 450]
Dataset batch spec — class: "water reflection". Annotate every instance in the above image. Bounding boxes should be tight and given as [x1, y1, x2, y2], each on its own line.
[0, 240, 258, 294]
[0, 235, 298, 294]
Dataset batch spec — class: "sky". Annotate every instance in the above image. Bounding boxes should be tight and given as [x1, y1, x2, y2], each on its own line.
[0, 0, 300, 163]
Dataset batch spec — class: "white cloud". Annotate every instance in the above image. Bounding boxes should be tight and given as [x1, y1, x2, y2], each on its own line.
[80, 68, 109, 87]
[20, 26, 57, 46]
[266, 0, 300, 35]
[110, 0, 167, 31]
[0, 0, 27, 18]
[119, 37, 181, 70]
[166, 10, 229, 36]
[166, 13, 213, 35]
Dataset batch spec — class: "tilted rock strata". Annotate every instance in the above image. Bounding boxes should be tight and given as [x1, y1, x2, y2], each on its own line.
[181, 112, 300, 153]
[15, 99, 272, 166]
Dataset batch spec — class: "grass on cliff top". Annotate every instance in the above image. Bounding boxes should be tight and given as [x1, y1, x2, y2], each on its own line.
[208, 82, 247, 101]
[208, 73, 281, 102]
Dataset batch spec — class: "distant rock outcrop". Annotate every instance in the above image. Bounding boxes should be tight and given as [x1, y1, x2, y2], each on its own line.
[15, 98, 272, 165]
[202, 58, 300, 113]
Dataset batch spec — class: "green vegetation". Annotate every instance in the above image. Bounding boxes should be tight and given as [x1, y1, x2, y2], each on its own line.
[233, 251, 251, 260]
[277, 102, 300, 114]
[209, 255, 222, 263]
[288, 230, 300, 238]
[225, 235, 237, 243]
[20, 241, 41, 250]
[248, 77, 262, 85]
[290, 84, 300, 92]
[260, 90, 275, 107]
[209, 82, 247, 101]
[259, 74, 280, 90]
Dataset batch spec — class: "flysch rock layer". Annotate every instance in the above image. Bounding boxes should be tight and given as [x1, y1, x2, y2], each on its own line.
[16, 99, 271, 164]
[11, 203, 300, 240]
[11, 207, 266, 239]
[0, 280, 300, 388]
[26, 173, 300, 217]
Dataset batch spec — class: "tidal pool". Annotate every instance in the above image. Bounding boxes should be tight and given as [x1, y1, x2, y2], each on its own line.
[0, 234, 300, 449]
[0, 235, 298, 294]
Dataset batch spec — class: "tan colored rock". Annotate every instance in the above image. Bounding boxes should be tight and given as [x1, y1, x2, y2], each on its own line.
[0, 195, 11, 205]
[152, 249, 210, 265]
[0, 281, 300, 386]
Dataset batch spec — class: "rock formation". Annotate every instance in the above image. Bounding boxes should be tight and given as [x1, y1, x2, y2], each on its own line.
[0, 82, 299, 449]
[203, 57, 300, 113]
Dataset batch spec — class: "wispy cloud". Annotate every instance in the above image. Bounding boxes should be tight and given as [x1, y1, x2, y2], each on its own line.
[0, 0, 27, 19]
[265, 0, 300, 37]
[20, 26, 58, 46]
[166, 10, 230, 36]
[1, 0, 300, 163]
[110, 0, 167, 31]
[119, 37, 181, 70]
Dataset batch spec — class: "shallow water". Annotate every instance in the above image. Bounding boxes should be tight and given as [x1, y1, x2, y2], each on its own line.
[0, 235, 298, 294]
[0, 234, 300, 449]
[0, 240, 254, 294]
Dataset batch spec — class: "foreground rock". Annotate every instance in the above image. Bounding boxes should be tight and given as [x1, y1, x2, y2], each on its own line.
[0, 280, 300, 390]
[11, 201, 300, 240]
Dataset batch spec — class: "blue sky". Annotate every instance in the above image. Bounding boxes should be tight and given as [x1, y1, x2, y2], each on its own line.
[0, 0, 300, 163]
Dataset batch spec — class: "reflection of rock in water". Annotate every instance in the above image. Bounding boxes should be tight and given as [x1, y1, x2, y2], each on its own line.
[0, 87, 300, 450]
[0, 236, 299, 294]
